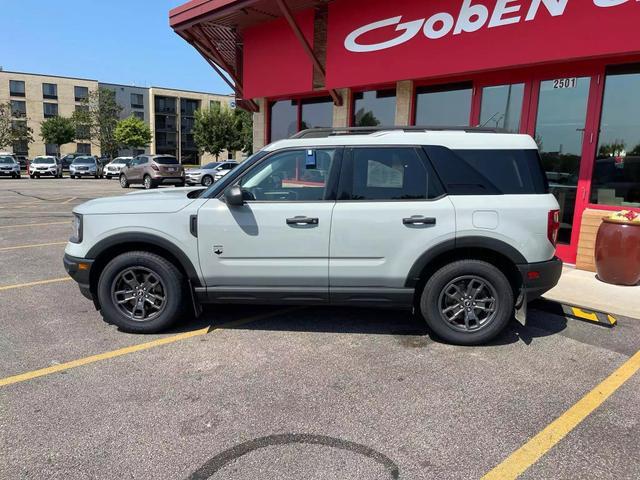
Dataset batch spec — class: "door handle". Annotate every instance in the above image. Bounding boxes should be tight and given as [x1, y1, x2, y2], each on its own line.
[403, 216, 436, 225]
[286, 216, 319, 225]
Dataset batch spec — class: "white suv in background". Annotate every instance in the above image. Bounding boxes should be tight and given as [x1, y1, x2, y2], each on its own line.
[104, 157, 133, 179]
[64, 127, 562, 345]
[30, 156, 63, 178]
[186, 161, 238, 186]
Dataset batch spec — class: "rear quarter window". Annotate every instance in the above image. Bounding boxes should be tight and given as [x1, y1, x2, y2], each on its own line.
[424, 146, 549, 195]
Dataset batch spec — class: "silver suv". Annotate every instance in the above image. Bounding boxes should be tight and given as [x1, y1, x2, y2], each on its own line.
[64, 127, 562, 345]
[0, 154, 21, 178]
[186, 161, 238, 186]
[70, 156, 104, 179]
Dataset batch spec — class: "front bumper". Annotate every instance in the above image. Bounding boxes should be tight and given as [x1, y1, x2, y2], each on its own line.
[32, 169, 57, 176]
[63, 254, 94, 301]
[71, 170, 97, 176]
[0, 170, 19, 176]
[518, 256, 563, 300]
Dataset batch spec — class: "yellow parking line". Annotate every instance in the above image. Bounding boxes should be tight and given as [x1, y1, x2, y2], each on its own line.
[0, 277, 72, 291]
[0, 241, 67, 252]
[61, 196, 77, 204]
[0, 221, 69, 229]
[0, 308, 297, 388]
[482, 349, 640, 480]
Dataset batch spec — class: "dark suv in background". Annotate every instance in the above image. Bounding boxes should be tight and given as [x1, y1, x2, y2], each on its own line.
[119, 154, 185, 189]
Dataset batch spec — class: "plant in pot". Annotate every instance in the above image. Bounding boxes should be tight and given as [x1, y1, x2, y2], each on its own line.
[595, 210, 640, 286]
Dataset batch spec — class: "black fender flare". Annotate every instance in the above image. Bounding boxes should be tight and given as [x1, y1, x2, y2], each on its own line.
[86, 232, 202, 287]
[405, 236, 527, 287]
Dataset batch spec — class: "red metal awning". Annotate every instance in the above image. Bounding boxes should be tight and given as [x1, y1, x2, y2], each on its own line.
[170, 0, 337, 109]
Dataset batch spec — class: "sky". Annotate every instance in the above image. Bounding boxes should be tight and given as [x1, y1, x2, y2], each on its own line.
[0, 0, 232, 94]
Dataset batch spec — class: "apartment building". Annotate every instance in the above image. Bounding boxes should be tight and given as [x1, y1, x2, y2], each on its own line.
[0, 70, 238, 163]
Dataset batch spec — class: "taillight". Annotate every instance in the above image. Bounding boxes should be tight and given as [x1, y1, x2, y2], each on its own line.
[548, 209, 560, 247]
[151, 164, 160, 171]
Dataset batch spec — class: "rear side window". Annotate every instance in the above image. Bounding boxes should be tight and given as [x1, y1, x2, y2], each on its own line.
[424, 146, 548, 195]
[342, 147, 444, 200]
[155, 156, 178, 165]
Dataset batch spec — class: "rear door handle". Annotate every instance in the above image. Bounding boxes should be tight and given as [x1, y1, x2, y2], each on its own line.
[286, 216, 319, 225]
[403, 216, 436, 225]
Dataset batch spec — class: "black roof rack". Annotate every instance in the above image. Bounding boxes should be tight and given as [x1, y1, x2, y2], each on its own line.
[290, 126, 506, 139]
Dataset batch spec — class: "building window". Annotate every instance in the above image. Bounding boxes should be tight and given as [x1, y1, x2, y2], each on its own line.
[43, 102, 58, 118]
[269, 96, 333, 142]
[227, 151, 235, 160]
[75, 86, 89, 102]
[76, 124, 90, 140]
[210, 100, 221, 110]
[42, 83, 58, 100]
[414, 83, 472, 127]
[155, 115, 176, 131]
[590, 65, 640, 208]
[352, 89, 396, 127]
[181, 98, 199, 116]
[76, 143, 91, 154]
[45, 144, 57, 155]
[131, 93, 144, 109]
[13, 140, 28, 156]
[154, 96, 176, 114]
[133, 111, 144, 120]
[10, 100, 26, 118]
[75, 104, 89, 114]
[479, 83, 525, 132]
[9, 80, 25, 97]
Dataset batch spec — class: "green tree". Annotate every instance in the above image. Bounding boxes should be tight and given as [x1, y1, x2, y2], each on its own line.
[354, 108, 380, 127]
[193, 106, 236, 160]
[40, 116, 76, 156]
[115, 116, 152, 150]
[0, 102, 33, 151]
[72, 88, 122, 158]
[230, 108, 253, 155]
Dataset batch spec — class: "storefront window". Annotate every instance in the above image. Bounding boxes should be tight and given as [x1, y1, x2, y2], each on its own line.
[352, 89, 396, 127]
[590, 66, 640, 208]
[301, 97, 333, 130]
[270, 100, 298, 142]
[414, 83, 471, 127]
[479, 83, 524, 132]
[535, 77, 590, 244]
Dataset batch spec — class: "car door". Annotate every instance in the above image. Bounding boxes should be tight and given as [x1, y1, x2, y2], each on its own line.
[129, 156, 144, 182]
[196, 147, 341, 303]
[329, 146, 456, 303]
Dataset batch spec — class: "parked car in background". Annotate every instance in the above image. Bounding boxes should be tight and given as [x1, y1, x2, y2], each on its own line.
[185, 161, 238, 186]
[0, 154, 21, 178]
[60, 153, 84, 170]
[97, 156, 111, 168]
[104, 157, 133, 179]
[119, 154, 185, 189]
[70, 156, 104, 179]
[213, 161, 238, 183]
[30, 156, 63, 178]
[14, 155, 28, 170]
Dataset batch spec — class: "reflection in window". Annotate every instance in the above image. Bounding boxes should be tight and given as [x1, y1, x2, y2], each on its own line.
[352, 90, 396, 127]
[270, 100, 298, 142]
[480, 83, 524, 132]
[301, 97, 332, 130]
[591, 66, 640, 208]
[414, 83, 471, 127]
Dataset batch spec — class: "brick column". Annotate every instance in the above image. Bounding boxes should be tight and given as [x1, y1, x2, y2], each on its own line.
[332, 89, 351, 127]
[252, 98, 267, 151]
[395, 80, 413, 126]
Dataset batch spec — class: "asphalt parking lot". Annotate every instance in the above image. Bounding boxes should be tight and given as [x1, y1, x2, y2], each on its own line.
[1, 177, 639, 480]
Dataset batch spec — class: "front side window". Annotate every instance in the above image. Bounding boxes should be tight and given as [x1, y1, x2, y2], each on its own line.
[590, 65, 640, 208]
[43, 83, 58, 99]
[10, 80, 25, 97]
[345, 147, 441, 201]
[352, 89, 396, 127]
[239, 149, 336, 201]
[415, 83, 472, 127]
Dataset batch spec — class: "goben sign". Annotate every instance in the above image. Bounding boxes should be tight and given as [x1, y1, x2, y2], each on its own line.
[325, 0, 640, 88]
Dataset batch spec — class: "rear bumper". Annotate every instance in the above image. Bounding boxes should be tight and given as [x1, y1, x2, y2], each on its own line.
[63, 254, 94, 301]
[153, 176, 185, 185]
[518, 256, 563, 300]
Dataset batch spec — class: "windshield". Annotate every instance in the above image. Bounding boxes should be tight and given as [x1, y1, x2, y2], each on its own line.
[33, 158, 55, 164]
[154, 156, 179, 165]
[112, 158, 131, 165]
[0, 156, 16, 164]
[202, 162, 220, 170]
[73, 157, 96, 165]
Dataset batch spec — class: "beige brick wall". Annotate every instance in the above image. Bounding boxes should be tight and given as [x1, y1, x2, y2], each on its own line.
[252, 98, 267, 151]
[332, 89, 351, 128]
[395, 80, 413, 125]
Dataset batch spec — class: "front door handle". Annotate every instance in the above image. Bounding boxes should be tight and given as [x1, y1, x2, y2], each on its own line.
[403, 216, 436, 225]
[286, 216, 319, 225]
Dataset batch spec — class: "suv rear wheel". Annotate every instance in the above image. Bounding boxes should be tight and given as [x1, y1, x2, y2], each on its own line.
[97, 251, 185, 333]
[419, 260, 514, 345]
[143, 175, 155, 189]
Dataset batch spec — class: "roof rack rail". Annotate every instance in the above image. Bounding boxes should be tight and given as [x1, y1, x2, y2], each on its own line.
[290, 125, 506, 139]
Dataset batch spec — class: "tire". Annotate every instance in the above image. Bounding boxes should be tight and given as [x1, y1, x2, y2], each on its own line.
[176, 181, 185, 187]
[70, 175, 75, 179]
[119, 175, 129, 188]
[97, 251, 185, 333]
[29, 174, 34, 179]
[143, 175, 155, 189]
[419, 260, 514, 346]
[201, 175, 213, 187]
[106, 175, 112, 180]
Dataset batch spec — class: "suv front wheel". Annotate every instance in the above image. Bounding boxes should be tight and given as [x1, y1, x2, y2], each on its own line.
[119, 174, 129, 188]
[419, 260, 514, 345]
[97, 251, 185, 333]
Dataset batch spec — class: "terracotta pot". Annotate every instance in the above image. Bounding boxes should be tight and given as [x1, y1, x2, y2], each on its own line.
[595, 218, 640, 286]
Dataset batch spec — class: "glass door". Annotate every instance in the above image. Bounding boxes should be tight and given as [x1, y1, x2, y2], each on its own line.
[530, 75, 596, 262]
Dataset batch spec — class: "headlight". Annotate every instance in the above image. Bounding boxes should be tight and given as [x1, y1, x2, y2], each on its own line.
[70, 213, 83, 243]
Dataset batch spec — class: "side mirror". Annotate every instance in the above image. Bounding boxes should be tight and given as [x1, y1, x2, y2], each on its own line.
[224, 185, 244, 206]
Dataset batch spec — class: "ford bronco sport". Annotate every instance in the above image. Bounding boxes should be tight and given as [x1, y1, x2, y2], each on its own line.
[64, 127, 562, 345]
